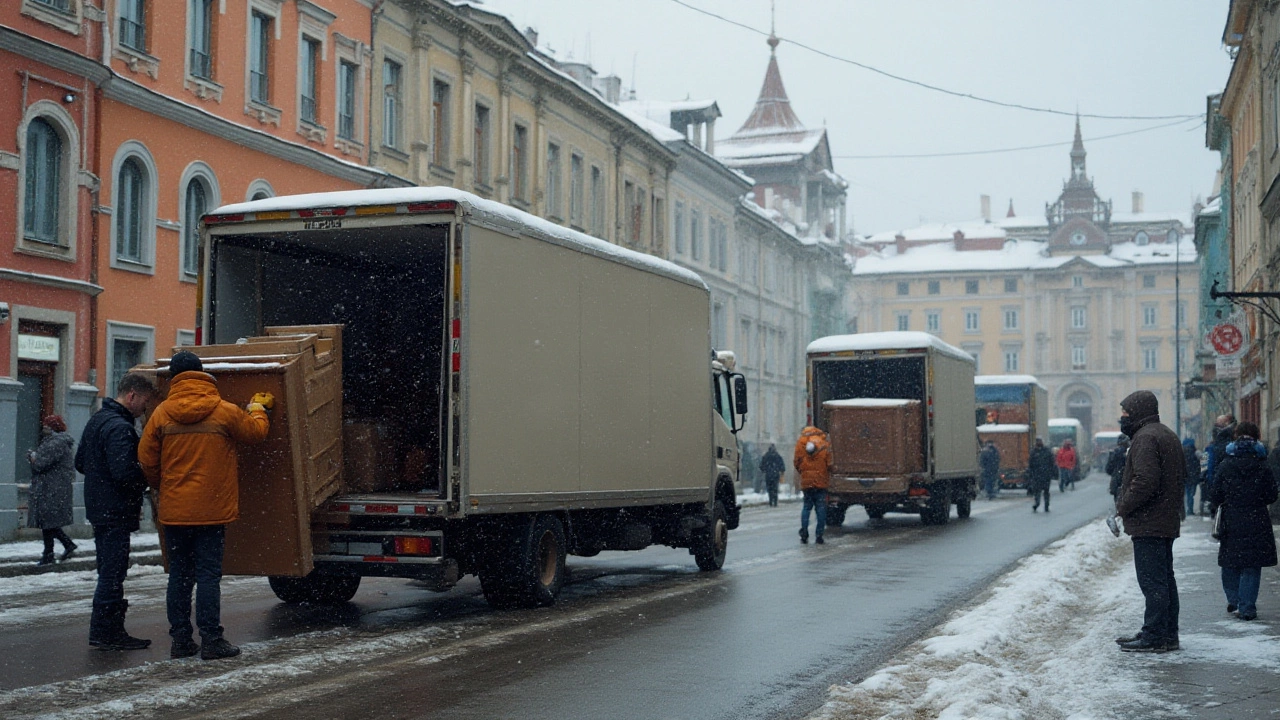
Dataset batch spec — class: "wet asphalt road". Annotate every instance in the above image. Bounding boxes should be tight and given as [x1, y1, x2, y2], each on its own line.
[0, 476, 1113, 719]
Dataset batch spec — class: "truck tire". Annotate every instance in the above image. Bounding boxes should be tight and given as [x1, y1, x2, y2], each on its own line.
[865, 506, 887, 520]
[268, 572, 361, 605]
[692, 500, 728, 571]
[921, 480, 951, 526]
[826, 503, 848, 527]
[480, 514, 567, 609]
[956, 495, 972, 519]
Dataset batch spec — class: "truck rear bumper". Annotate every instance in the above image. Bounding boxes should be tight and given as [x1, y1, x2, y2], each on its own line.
[314, 555, 460, 589]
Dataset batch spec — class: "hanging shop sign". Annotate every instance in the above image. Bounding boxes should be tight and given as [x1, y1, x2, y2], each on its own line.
[1217, 355, 1241, 380]
[17, 334, 59, 362]
[1206, 315, 1249, 358]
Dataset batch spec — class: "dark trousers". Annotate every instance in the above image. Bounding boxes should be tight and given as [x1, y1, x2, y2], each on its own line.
[1184, 485, 1198, 517]
[765, 477, 780, 506]
[801, 488, 827, 538]
[982, 473, 999, 498]
[1132, 536, 1179, 642]
[92, 523, 133, 607]
[165, 524, 227, 642]
[1221, 566, 1262, 617]
[42, 527, 73, 554]
[1032, 486, 1050, 510]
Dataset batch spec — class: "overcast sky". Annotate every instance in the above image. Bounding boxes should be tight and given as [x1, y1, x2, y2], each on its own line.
[476, 0, 1232, 235]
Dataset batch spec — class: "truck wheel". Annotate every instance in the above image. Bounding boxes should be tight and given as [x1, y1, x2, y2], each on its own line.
[921, 480, 951, 526]
[480, 514, 567, 609]
[956, 495, 972, 519]
[692, 500, 728, 571]
[268, 572, 361, 605]
[826, 503, 848, 527]
[865, 506, 887, 520]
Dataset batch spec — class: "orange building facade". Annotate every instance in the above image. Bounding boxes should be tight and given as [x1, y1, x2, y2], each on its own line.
[1, 0, 405, 538]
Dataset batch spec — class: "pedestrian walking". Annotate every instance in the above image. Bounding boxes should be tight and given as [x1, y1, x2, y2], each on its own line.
[1106, 435, 1129, 497]
[1028, 438, 1055, 512]
[793, 426, 832, 544]
[742, 443, 762, 495]
[138, 351, 272, 661]
[27, 415, 77, 566]
[759, 443, 786, 507]
[979, 440, 1001, 500]
[1114, 390, 1184, 653]
[1056, 440, 1077, 493]
[1208, 422, 1278, 622]
[76, 371, 157, 651]
[1182, 438, 1200, 519]
[1203, 414, 1236, 512]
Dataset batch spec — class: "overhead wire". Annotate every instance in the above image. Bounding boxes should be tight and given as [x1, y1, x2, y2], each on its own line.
[667, 0, 1202, 122]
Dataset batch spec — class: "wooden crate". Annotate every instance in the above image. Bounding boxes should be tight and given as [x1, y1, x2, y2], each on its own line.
[823, 399, 924, 476]
[145, 325, 343, 577]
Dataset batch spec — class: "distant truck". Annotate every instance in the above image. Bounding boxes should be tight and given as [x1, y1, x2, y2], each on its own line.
[1049, 418, 1085, 456]
[975, 375, 1048, 490]
[805, 331, 979, 526]
[1092, 431, 1123, 472]
[193, 187, 748, 608]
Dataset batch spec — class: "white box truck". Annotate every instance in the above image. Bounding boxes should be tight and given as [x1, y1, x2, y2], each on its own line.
[198, 188, 748, 608]
[805, 332, 979, 525]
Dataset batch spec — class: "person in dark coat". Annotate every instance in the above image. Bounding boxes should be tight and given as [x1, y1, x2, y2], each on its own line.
[27, 415, 77, 566]
[979, 441, 1001, 500]
[76, 372, 157, 651]
[1106, 435, 1129, 497]
[1204, 415, 1236, 500]
[1114, 390, 1185, 653]
[758, 444, 786, 507]
[1209, 422, 1278, 621]
[1182, 438, 1200, 519]
[1027, 438, 1055, 512]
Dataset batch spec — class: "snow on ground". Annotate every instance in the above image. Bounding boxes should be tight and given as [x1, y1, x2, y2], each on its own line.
[0, 532, 160, 561]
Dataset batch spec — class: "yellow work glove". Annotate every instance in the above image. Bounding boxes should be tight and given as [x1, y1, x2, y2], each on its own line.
[247, 392, 275, 415]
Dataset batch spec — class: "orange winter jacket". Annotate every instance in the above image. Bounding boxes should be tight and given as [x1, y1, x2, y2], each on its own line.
[793, 426, 833, 490]
[138, 372, 270, 525]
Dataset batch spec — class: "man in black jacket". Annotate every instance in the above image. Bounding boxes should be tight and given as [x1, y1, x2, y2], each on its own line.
[76, 372, 156, 651]
[1114, 390, 1185, 653]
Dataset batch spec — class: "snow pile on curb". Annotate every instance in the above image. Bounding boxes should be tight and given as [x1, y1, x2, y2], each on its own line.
[810, 521, 1181, 720]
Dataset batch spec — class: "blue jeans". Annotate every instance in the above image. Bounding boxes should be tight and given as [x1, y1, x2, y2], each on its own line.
[1184, 485, 1198, 516]
[92, 523, 133, 608]
[1222, 566, 1262, 617]
[1058, 468, 1073, 492]
[801, 489, 827, 538]
[1133, 537, 1179, 642]
[982, 473, 999, 498]
[165, 525, 227, 642]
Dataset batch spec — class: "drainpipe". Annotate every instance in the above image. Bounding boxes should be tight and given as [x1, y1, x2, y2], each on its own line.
[89, 82, 102, 390]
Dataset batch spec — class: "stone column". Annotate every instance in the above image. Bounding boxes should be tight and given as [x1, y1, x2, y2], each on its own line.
[0, 377, 23, 540]
[533, 95, 546, 216]
[66, 382, 99, 531]
[496, 67, 512, 203]
[410, 24, 433, 184]
[457, 47, 476, 189]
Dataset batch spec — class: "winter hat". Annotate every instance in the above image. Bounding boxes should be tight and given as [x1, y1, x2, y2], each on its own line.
[1120, 390, 1159, 422]
[41, 415, 66, 433]
[169, 350, 204, 376]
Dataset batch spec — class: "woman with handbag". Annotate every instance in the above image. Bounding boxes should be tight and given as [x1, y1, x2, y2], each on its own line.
[1209, 421, 1278, 621]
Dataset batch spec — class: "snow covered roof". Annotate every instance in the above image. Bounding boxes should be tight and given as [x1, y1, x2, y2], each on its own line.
[866, 221, 1007, 244]
[978, 423, 1031, 433]
[976, 375, 1046, 390]
[716, 128, 825, 163]
[1094, 431, 1123, 440]
[807, 331, 975, 363]
[620, 99, 719, 124]
[213, 187, 707, 290]
[1048, 418, 1083, 428]
[851, 237, 1197, 276]
[611, 103, 685, 143]
[823, 399, 919, 408]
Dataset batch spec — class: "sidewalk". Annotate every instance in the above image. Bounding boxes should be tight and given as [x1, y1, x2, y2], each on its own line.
[0, 531, 162, 578]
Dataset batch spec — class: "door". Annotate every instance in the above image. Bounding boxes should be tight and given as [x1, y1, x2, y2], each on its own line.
[16, 362, 55, 483]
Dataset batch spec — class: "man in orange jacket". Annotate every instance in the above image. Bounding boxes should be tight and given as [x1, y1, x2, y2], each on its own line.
[139, 351, 271, 661]
[794, 426, 833, 544]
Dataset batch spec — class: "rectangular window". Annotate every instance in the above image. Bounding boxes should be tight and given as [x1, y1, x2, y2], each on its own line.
[1072, 275, 1083, 288]
[300, 38, 319, 124]
[1004, 350, 1020, 373]
[654, 197, 666, 255]
[1176, 301, 1187, 326]
[35, 0, 72, 9]
[337, 61, 357, 140]
[709, 218, 721, 269]
[896, 312, 910, 331]
[690, 208, 702, 261]
[1143, 346, 1158, 372]
[962, 344, 982, 372]
[964, 310, 979, 332]
[965, 279, 979, 295]
[569, 153, 584, 225]
[674, 201, 686, 255]
[432, 80, 450, 166]
[716, 220, 727, 271]
[927, 280, 940, 295]
[926, 311, 940, 333]
[24, 119, 61, 245]
[1142, 274, 1156, 289]
[106, 323, 153, 399]
[546, 143, 562, 218]
[512, 124, 528, 200]
[1142, 305, 1158, 328]
[1071, 306, 1086, 329]
[627, 185, 645, 245]
[382, 60, 401, 149]
[249, 12, 270, 104]
[713, 302, 727, 349]
[110, 338, 145, 397]
[897, 281, 909, 296]
[120, 0, 146, 52]
[1072, 344, 1086, 370]
[189, 0, 213, 79]
[1003, 308, 1019, 330]
[590, 165, 604, 236]
[473, 104, 491, 185]
[1004, 277, 1018, 293]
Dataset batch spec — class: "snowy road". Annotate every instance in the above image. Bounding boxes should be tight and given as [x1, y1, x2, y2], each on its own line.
[0, 478, 1113, 719]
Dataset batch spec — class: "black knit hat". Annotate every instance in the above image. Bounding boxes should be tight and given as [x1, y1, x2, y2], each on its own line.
[169, 350, 203, 376]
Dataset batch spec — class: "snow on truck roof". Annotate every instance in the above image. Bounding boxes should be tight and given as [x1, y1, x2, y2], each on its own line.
[978, 424, 1031, 433]
[211, 187, 708, 291]
[975, 374, 1047, 390]
[806, 331, 975, 363]
[1094, 431, 1123, 440]
[823, 399, 919, 408]
[1049, 418, 1083, 428]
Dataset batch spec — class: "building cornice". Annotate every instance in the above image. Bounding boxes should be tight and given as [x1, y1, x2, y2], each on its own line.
[0, 267, 103, 296]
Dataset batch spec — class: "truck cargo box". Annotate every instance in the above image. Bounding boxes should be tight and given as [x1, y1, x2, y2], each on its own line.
[978, 423, 1030, 474]
[824, 399, 923, 476]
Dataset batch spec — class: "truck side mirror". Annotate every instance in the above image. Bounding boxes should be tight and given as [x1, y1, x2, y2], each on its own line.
[733, 374, 749, 415]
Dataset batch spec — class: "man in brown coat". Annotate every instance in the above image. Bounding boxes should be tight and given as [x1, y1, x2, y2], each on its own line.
[1114, 390, 1185, 653]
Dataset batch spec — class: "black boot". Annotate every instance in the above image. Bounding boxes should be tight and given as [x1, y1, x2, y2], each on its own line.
[90, 600, 151, 651]
[60, 540, 78, 562]
[35, 552, 56, 567]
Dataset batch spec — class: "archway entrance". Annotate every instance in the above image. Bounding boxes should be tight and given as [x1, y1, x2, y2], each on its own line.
[1067, 391, 1093, 447]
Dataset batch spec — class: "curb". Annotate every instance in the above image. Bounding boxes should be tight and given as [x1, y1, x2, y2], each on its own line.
[0, 548, 164, 579]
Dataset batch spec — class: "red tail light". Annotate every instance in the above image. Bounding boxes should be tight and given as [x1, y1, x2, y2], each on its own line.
[394, 537, 434, 555]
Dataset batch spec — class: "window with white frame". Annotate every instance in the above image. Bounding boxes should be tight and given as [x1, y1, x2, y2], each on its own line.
[382, 59, 401, 149]
[964, 309, 980, 332]
[189, 0, 213, 80]
[545, 142, 562, 218]
[106, 322, 154, 398]
[926, 311, 940, 333]
[674, 201, 685, 255]
[115, 157, 148, 265]
[1071, 306, 1086, 329]
[432, 79, 450, 166]
[249, 12, 271, 105]
[1071, 344, 1086, 370]
[1072, 275, 1083, 288]
[337, 60, 357, 140]
[1004, 349, 1020, 372]
[1142, 305, 1158, 328]
[23, 118, 62, 245]
[300, 37, 320, 124]
[710, 218, 728, 272]
[119, 0, 147, 52]
[1003, 308, 1019, 330]
[896, 312, 910, 331]
[181, 177, 208, 278]
[1142, 346, 1158, 372]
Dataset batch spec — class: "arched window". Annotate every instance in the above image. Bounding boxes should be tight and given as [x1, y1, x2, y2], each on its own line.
[1166, 228, 1180, 244]
[1134, 231, 1149, 246]
[182, 179, 207, 277]
[23, 118, 62, 244]
[116, 158, 147, 263]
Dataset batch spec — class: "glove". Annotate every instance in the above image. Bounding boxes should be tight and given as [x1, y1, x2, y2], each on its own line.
[250, 392, 275, 410]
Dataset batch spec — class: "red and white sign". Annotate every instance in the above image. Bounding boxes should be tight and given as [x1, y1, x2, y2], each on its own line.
[1206, 316, 1249, 358]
